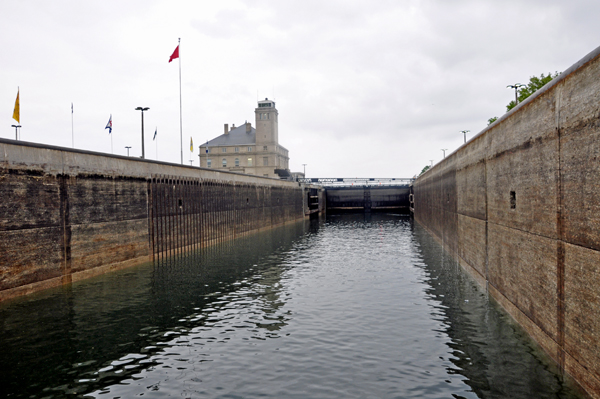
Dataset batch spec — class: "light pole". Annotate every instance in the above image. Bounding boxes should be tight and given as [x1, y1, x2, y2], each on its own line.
[507, 83, 525, 105]
[430, 160, 434, 167]
[11, 124, 21, 140]
[135, 107, 149, 159]
[125, 146, 131, 156]
[302, 163, 307, 177]
[460, 130, 470, 144]
[441, 149, 448, 158]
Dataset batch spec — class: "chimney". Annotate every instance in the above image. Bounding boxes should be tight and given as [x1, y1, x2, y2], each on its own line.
[231, 124, 236, 131]
[246, 121, 251, 133]
[224, 124, 229, 135]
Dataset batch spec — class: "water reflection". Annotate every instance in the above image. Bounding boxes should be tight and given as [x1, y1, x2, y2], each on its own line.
[411, 223, 585, 399]
[0, 214, 588, 399]
[0, 220, 308, 398]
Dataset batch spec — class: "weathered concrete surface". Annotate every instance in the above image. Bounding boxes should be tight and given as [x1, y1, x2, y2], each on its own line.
[0, 140, 313, 301]
[414, 45, 600, 398]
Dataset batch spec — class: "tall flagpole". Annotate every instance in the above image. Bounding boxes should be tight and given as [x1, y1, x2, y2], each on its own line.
[71, 103, 74, 148]
[178, 37, 183, 165]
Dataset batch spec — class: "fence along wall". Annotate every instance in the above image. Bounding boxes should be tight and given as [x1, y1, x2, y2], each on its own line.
[413, 46, 600, 399]
[0, 141, 306, 302]
[149, 176, 304, 260]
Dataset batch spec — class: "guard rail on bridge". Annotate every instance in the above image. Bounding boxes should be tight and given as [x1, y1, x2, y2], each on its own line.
[297, 178, 414, 187]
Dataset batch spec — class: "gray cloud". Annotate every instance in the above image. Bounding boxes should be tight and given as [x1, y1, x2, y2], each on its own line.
[1, 0, 599, 177]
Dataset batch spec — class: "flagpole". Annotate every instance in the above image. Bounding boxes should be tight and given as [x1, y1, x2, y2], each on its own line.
[71, 103, 74, 148]
[178, 37, 183, 165]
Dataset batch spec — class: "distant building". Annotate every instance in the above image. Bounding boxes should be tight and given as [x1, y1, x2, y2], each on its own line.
[199, 99, 290, 178]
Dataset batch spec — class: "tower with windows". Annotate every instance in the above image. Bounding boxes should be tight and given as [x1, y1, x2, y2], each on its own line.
[255, 98, 278, 147]
[199, 98, 289, 178]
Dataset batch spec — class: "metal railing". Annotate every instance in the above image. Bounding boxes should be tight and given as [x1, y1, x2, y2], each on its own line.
[297, 177, 414, 187]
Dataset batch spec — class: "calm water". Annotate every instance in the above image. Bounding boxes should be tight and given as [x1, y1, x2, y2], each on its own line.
[0, 214, 587, 398]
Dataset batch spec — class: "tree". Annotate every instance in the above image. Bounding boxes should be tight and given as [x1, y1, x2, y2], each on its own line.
[487, 72, 560, 124]
[419, 165, 430, 176]
[506, 72, 559, 112]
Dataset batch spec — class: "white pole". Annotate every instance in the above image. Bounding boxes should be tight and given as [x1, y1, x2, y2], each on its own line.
[178, 37, 183, 165]
[71, 103, 74, 148]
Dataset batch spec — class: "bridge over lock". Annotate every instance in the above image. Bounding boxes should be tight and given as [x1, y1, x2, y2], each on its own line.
[298, 178, 414, 213]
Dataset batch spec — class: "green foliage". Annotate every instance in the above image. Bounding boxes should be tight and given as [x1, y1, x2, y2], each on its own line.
[419, 165, 430, 176]
[488, 72, 560, 124]
[506, 72, 559, 112]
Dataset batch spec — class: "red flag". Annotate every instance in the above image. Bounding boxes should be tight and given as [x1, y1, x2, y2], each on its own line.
[169, 45, 179, 63]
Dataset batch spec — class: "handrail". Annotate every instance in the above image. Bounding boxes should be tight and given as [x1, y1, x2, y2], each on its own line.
[297, 177, 414, 187]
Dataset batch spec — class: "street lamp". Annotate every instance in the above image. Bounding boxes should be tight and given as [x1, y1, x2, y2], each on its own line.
[11, 124, 21, 140]
[441, 149, 448, 158]
[125, 146, 131, 156]
[460, 130, 470, 144]
[430, 160, 434, 166]
[302, 163, 307, 177]
[507, 83, 525, 105]
[135, 107, 150, 159]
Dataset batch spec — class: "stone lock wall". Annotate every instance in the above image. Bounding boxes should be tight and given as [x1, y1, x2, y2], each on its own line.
[0, 142, 308, 302]
[413, 46, 600, 398]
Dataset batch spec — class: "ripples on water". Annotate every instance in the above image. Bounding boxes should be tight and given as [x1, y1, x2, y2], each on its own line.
[0, 214, 587, 398]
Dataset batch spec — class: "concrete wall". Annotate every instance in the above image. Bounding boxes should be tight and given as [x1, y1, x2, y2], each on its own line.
[413, 46, 600, 398]
[0, 139, 309, 302]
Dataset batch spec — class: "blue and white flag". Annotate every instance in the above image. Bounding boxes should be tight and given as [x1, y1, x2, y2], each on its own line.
[105, 115, 112, 134]
[153, 127, 157, 141]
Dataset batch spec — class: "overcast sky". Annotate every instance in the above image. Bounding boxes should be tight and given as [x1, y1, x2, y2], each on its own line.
[2, 0, 599, 178]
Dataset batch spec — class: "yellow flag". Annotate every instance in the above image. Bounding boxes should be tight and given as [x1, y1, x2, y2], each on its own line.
[12, 88, 19, 123]
[190, 137, 193, 152]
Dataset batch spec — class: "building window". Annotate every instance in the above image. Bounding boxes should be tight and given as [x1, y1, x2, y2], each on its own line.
[247, 146, 253, 152]
[222, 148, 227, 153]
[207, 148, 211, 153]
[222, 158, 227, 167]
[235, 147, 239, 152]
[263, 146, 267, 151]
[235, 158, 239, 167]
[263, 157, 268, 166]
[207, 159, 212, 168]
[248, 157, 253, 166]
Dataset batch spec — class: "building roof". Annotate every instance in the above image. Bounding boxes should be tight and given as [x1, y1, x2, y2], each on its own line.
[200, 124, 256, 147]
